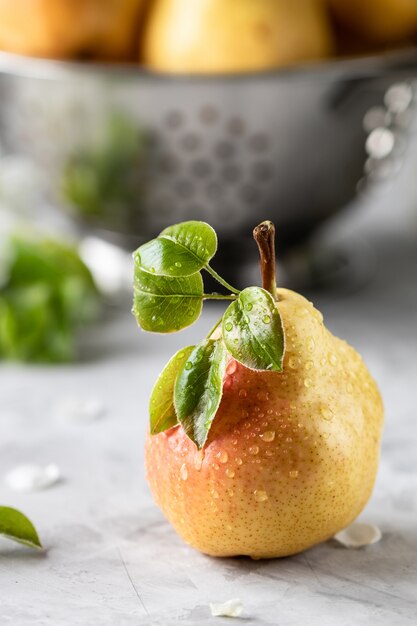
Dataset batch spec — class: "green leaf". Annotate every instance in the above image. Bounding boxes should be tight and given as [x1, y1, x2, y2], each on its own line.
[0, 506, 42, 549]
[174, 339, 227, 448]
[133, 267, 203, 333]
[149, 346, 195, 434]
[222, 287, 285, 371]
[134, 221, 217, 277]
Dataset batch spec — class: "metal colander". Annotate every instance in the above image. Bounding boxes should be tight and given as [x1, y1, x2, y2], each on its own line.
[0, 50, 416, 272]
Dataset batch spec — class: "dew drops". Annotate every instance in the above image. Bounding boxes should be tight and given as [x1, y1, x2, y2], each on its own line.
[150, 267, 156, 274]
[249, 445, 259, 455]
[226, 468, 235, 478]
[175, 261, 182, 268]
[238, 389, 248, 398]
[235, 457, 243, 466]
[211, 489, 219, 499]
[321, 406, 334, 421]
[226, 360, 237, 375]
[185, 361, 193, 371]
[260, 430, 275, 442]
[308, 338, 316, 352]
[216, 450, 229, 464]
[180, 463, 188, 480]
[263, 315, 271, 324]
[225, 322, 233, 332]
[288, 356, 298, 369]
[241, 409, 249, 418]
[227, 489, 234, 498]
[254, 490, 268, 502]
[305, 360, 314, 371]
[323, 432, 330, 440]
[304, 378, 312, 388]
[212, 463, 220, 470]
[257, 391, 269, 401]
[329, 354, 337, 366]
[265, 449, 274, 457]
[246, 303, 253, 311]
[194, 450, 204, 471]
[289, 470, 299, 479]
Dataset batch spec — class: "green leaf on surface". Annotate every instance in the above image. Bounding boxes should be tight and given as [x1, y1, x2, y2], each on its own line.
[0, 506, 42, 550]
[174, 339, 227, 448]
[134, 221, 217, 277]
[149, 346, 195, 434]
[222, 287, 285, 371]
[133, 266, 203, 333]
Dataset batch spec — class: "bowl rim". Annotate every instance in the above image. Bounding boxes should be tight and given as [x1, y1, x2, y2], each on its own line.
[0, 47, 416, 83]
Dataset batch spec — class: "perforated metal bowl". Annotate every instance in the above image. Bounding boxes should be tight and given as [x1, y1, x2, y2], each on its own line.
[0, 50, 416, 271]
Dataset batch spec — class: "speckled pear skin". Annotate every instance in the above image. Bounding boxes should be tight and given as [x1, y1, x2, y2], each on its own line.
[145, 288, 384, 559]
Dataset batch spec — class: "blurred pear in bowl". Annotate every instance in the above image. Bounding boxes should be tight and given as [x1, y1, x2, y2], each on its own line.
[0, 0, 147, 60]
[143, 0, 333, 73]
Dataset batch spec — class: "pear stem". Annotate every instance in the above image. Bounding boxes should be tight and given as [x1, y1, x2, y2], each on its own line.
[253, 221, 278, 301]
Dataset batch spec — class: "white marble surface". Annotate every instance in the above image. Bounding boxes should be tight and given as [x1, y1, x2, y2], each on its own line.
[1, 197, 417, 624]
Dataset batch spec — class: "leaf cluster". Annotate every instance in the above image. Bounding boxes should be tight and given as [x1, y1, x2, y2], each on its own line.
[133, 221, 285, 448]
[0, 234, 99, 362]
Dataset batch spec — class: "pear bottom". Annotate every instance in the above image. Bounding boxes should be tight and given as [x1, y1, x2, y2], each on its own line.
[146, 289, 384, 559]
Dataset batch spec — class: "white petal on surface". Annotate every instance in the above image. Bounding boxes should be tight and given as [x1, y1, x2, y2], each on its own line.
[4, 464, 61, 493]
[210, 599, 244, 618]
[334, 523, 382, 548]
[56, 398, 106, 423]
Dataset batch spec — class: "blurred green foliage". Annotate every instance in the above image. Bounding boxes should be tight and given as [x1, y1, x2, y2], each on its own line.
[0, 235, 99, 363]
[62, 114, 146, 232]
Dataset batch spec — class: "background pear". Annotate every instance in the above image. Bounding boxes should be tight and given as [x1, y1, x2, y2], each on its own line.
[329, 0, 417, 44]
[142, 0, 333, 73]
[0, 0, 146, 59]
[146, 288, 383, 559]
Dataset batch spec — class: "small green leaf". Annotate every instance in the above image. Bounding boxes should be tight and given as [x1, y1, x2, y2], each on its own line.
[150, 346, 195, 434]
[174, 339, 227, 448]
[0, 506, 42, 549]
[133, 266, 203, 333]
[222, 287, 285, 371]
[134, 221, 217, 277]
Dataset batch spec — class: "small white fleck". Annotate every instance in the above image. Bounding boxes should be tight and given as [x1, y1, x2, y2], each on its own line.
[56, 398, 105, 423]
[209, 599, 244, 618]
[334, 522, 382, 548]
[4, 464, 61, 493]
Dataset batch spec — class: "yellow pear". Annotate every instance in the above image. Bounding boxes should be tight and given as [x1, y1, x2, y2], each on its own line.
[329, 0, 417, 44]
[0, 0, 146, 60]
[146, 287, 383, 558]
[142, 0, 333, 73]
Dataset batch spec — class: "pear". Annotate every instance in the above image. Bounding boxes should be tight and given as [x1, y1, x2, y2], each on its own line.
[146, 294, 383, 558]
[0, 0, 146, 60]
[329, 0, 417, 44]
[142, 0, 333, 73]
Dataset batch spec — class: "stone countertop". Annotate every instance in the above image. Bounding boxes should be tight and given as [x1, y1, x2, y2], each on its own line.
[1, 204, 417, 624]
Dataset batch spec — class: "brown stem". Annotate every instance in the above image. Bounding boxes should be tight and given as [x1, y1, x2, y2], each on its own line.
[253, 221, 278, 301]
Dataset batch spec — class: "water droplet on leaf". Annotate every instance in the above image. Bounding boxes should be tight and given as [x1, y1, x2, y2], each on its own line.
[225, 322, 233, 332]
